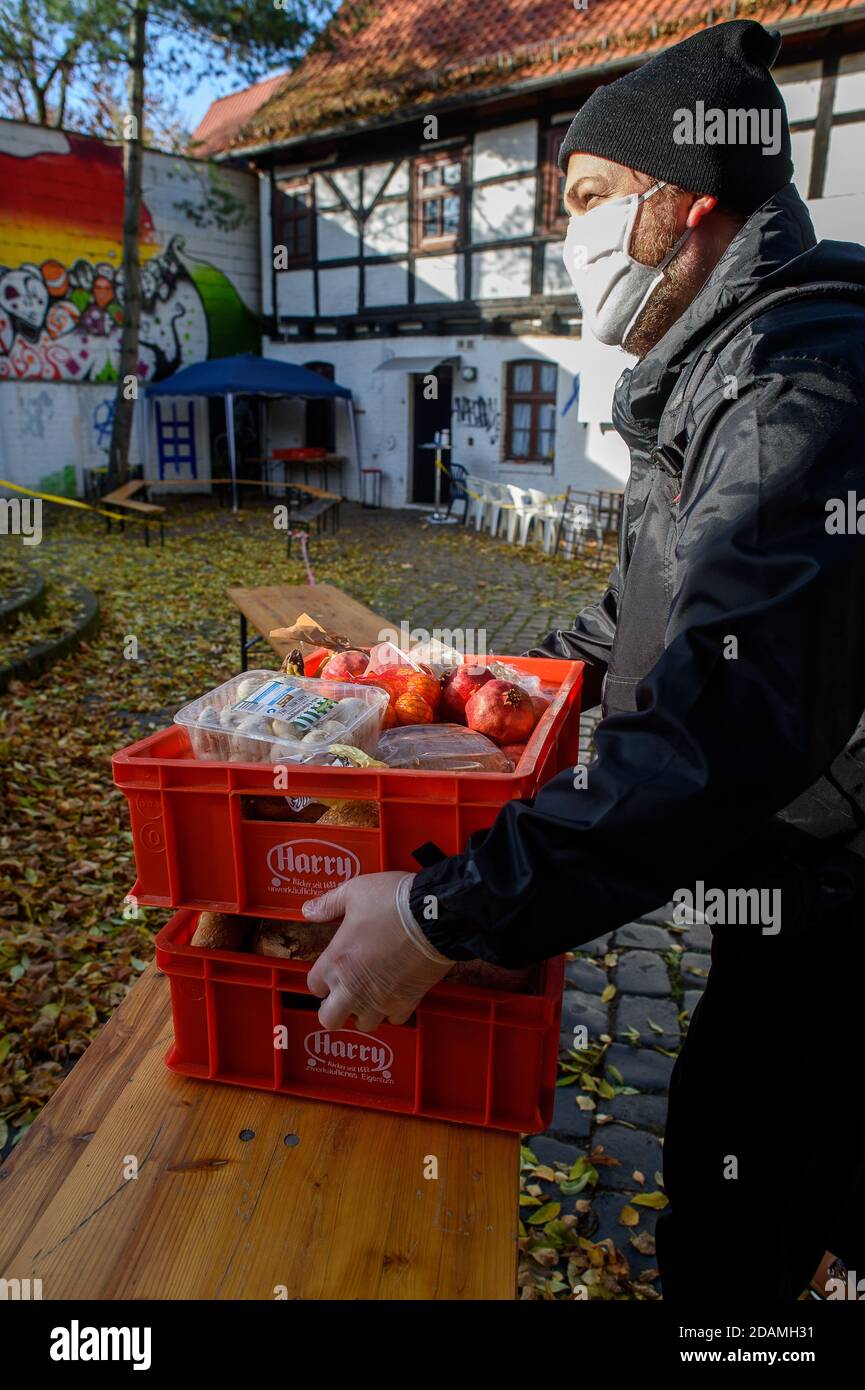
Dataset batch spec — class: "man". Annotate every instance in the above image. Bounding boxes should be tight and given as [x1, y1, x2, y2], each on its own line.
[304, 20, 865, 1299]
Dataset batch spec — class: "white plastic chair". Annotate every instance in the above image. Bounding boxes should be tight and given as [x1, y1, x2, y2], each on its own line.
[485, 481, 510, 538]
[504, 485, 544, 545]
[465, 475, 490, 531]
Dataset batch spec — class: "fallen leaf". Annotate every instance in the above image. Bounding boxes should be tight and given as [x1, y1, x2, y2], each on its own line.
[631, 1191, 669, 1210]
[531, 1165, 556, 1182]
[527, 1202, 561, 1226]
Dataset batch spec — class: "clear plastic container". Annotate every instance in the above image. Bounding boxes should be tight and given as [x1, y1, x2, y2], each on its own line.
[174, 670, 389, 765]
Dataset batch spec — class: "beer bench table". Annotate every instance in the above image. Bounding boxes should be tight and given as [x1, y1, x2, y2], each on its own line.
[0, 964, 519, 1299]
[0, 582, 520, 1299]
[102, 480, 166, 547]
[227, 581, 390, 671]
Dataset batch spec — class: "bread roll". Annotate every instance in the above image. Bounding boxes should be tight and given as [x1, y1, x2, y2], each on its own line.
[191, 912, 254, 951]
[252, 920, 338, 961]
[317, 800, 379, 827]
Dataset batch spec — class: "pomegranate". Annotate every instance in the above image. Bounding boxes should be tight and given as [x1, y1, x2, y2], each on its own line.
[320, 648, 369, 681]
[465, 680, 536, 746]
[531, 694, 551, 721]
[500, 742, 528, 766]
[439, 665, 493, 723]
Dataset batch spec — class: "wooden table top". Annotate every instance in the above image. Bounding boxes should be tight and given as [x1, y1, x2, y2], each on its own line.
[226, 582, 392, 658]
[0, 963, 519, 1299]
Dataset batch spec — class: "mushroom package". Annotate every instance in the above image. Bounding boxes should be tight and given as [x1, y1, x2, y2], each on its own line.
[175, 670, 389, 764]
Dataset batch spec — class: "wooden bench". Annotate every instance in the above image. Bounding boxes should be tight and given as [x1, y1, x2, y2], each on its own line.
[278, 485, 340, 556]
[141, 479, 341, 546]
[103, 480, 166, 547]
[0, 962, 517, 1299]
[226, 581, 390, 671]
[0, 584, 518, 1300]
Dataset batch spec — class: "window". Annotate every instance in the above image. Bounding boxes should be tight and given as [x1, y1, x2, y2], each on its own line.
[543, 128, 568, 234]
[273, 178, 313, 265]
[505, 360, 557, 461]
[304, 361, 335, 452]
[414, 153, 463, 248]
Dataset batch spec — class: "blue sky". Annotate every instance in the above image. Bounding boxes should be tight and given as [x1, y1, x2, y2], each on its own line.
[178, 69, 245, 131]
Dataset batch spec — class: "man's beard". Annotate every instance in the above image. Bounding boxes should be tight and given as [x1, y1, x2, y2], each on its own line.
[622, 185, 700, 358]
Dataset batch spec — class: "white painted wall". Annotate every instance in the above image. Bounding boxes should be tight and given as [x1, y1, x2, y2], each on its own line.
[0, 377, 187, 493]
[473, 121, 537, 180]
[263, 330, 630, 507]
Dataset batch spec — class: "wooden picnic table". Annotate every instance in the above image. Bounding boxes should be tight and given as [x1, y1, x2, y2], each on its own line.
[227, 581, 391, 669]
[0, 963, 518, 1299]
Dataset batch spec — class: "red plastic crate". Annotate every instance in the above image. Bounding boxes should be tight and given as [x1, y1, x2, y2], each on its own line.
[112, 656, 583, 918]
[271, 447, 327, 460]
[156, 908, 565, 1132]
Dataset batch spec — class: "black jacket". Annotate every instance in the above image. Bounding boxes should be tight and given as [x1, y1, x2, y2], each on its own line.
[411, 184, 865, 965]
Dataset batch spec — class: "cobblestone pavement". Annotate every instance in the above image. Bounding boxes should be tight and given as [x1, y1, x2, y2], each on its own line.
[527, 843, 705, 1295]
[314, 502, 610, 654]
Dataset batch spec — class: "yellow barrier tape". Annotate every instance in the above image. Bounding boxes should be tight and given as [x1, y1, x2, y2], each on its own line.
[433, 457, 568, 508]
[0, 478, 153, 527]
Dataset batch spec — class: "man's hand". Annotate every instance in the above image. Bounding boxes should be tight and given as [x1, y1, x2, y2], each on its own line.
[303, 871, 452, 1031]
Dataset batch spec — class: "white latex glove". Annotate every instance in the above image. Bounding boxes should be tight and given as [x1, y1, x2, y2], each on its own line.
[303, 871, 452, 1031]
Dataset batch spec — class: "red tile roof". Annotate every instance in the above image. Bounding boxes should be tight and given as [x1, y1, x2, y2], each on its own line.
[224, 0, 865, 151]
[189, 71, 289, 156]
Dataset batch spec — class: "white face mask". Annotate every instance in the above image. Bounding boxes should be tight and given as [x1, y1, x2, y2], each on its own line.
[562, 182, 692, 347]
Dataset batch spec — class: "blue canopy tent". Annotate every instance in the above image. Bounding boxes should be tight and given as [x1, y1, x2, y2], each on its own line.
[145, 353, 357, 513]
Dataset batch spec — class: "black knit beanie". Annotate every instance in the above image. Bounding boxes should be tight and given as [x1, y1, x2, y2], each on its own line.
[558, 20, 793, 214]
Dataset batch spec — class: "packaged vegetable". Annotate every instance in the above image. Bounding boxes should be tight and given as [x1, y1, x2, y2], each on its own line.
[375, 723, 516, 772]
[356, 663, 442, 725]
[325, 743, 388, 768]
[175, 670, 388, 764]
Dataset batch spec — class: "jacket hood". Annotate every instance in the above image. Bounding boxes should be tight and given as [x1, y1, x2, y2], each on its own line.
[613, 182, 865, 450]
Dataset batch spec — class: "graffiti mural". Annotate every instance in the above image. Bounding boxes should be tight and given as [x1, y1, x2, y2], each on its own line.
[0, 129, 258, 383]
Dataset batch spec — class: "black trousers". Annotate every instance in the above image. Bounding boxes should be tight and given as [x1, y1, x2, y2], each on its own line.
[655, 827, 865, 1301]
